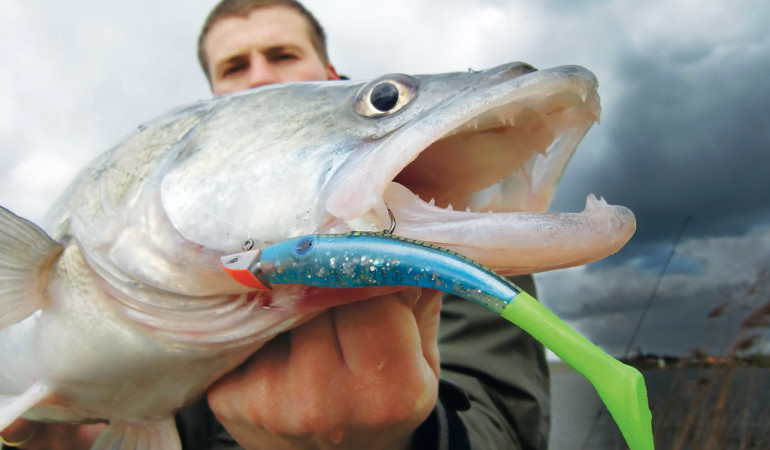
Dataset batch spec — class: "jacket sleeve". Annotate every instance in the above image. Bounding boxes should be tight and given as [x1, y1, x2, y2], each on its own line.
[411, 275, 550, 450]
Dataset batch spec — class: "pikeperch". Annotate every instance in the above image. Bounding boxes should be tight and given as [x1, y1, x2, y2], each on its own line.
[0, 62, 636, 449]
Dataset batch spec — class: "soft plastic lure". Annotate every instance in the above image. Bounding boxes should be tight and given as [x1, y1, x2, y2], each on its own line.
[221, 232, 654, 450]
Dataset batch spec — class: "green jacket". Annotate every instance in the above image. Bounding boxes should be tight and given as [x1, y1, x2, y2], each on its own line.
[175, 275, 550, 449]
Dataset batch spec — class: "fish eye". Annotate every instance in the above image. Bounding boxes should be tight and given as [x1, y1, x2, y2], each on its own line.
[293, 236, 317, 259]
[371, 82, 400, 112]
[354, 75, 418, 117]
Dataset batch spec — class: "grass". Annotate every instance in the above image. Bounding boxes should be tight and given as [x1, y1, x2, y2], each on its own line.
[550, 269, 770, 449]
[649, 268, 770, 449]
[648, 363, 770, 449]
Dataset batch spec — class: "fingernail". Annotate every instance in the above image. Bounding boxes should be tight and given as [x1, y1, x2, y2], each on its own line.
[328, 428, 344, 444]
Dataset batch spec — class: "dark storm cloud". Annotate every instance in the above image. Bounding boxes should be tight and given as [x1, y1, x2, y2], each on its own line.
[568, 277, 768, 357]
[552, 32, 770, 264]
[538, 228, 770, 356]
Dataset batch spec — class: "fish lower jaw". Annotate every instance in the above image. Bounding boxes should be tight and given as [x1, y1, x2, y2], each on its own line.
[382, 184, 636, 274]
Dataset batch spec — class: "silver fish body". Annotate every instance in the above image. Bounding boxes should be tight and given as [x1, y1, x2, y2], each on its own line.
[0, 62, 635, 448]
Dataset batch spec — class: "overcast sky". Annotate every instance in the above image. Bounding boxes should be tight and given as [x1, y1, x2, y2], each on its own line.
[2, 0, 768, 358]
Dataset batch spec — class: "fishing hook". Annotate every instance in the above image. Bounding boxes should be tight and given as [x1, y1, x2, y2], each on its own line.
[385, 206, 397, 234]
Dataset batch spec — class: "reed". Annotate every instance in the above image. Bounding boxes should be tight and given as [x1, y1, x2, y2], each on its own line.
[648, 268, 770, 449]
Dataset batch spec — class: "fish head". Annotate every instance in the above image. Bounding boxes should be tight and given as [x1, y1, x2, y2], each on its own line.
[161, 62, 634, 275]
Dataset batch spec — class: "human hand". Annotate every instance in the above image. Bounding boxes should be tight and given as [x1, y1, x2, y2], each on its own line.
[208, 288, 442, 450]
[0, 418, 104, 449]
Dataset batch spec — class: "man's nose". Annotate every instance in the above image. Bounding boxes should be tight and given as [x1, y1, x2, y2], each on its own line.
[246, 58, 280, 88]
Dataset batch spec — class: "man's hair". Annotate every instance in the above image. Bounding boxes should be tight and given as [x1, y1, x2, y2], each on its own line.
[197, 0, 330, 81]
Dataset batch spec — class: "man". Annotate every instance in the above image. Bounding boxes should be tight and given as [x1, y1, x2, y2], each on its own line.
[185, 2, 550, 449]
[0, 1, 549, 448]
[198, 0, 341, 94]
[187, 4, 439, 449]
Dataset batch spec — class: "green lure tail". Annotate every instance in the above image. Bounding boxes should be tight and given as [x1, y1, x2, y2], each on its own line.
[221, 232, 654, 450]
[503, 292, 653, 450]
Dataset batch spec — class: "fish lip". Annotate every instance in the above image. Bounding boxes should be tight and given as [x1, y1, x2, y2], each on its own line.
[382, 184, 636, 273]
[323, 64, 634, 272]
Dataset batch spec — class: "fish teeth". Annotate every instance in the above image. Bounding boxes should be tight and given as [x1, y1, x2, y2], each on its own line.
[429, 198, 436, 206]
[447, 203, 453, 211]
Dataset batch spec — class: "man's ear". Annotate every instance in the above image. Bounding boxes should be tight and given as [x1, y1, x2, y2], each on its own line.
[326, 64, 342, 80]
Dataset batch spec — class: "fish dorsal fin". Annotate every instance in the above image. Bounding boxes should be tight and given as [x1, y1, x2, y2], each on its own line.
[92, 418, 181, 450]
[0, 381, 51, 431]
[0, 206, 63, 329]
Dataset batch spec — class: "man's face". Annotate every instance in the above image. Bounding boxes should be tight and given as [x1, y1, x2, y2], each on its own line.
[204, 6, 339, 95]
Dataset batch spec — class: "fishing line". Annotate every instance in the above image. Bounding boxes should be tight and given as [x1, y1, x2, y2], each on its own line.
[579, 215, 691, 449]
[623, 216, 691, 360]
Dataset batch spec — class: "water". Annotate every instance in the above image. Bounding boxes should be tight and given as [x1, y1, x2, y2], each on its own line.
[550, 366, 770, 449]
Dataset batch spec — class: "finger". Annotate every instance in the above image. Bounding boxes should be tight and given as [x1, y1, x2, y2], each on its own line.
[281, 310, 351, 432]
[411, 290, 442, 378]
[208, 332, 291, 427]
[1, 419, 41, 448]
[288, 309, 345, 375]
[334, 294, 423, 379]
[397, 286, 422, 309]
[210, 311, 350, 435]
[0, 421, 102, 450]
[334, 294, 439, 426]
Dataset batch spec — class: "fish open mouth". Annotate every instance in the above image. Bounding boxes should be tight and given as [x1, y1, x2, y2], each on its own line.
[326, 65, 635, 274]
[392, 90, 596, 213]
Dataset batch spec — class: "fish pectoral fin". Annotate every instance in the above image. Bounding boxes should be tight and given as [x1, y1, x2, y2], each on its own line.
[0, 206, 63, 329]
[0, 381, 51, 431]
[92, 418, 181, 450]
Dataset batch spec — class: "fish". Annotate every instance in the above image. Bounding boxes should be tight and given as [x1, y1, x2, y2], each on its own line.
[0, 62, 636, 449]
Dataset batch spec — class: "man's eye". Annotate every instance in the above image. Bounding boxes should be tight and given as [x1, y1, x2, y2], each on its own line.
[222, 63, 247, 77]
[273, 53, 299, 62]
